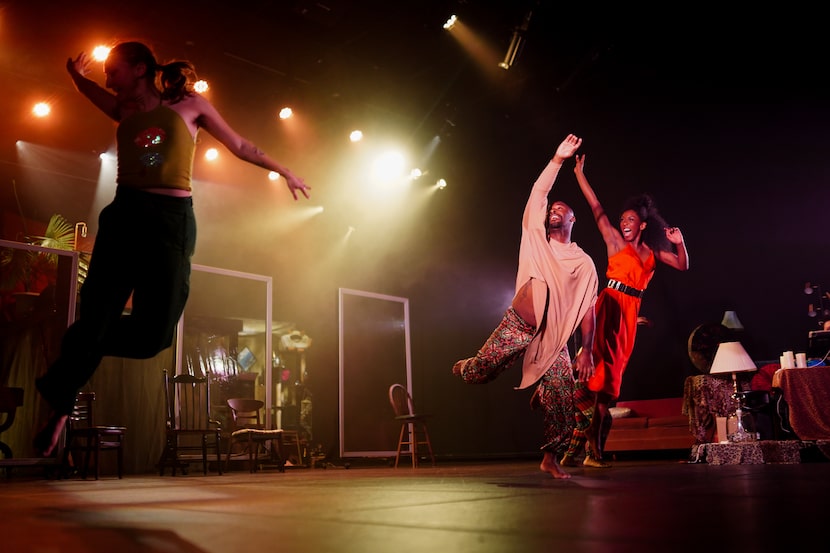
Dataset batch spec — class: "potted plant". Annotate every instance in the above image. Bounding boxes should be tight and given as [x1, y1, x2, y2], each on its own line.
[0, 214, 89, 320]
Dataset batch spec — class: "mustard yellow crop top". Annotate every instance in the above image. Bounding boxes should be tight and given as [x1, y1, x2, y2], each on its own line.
[116, 105, 195, 191]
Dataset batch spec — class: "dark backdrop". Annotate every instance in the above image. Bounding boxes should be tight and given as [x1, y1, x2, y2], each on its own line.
[1, 1, 827, 460]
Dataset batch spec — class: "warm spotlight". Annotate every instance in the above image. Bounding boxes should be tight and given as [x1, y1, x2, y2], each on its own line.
[32, 102, 50, 117]
[436, 178, 447, 190]
[205, 147, 219, 161]
[193, 80, 209, 93]
[349, 130, 363, 142]
[410, 168, 423, 180]
[268, 171, 281, 181]
[92, 46, 111, 62]
[443, 15, 457, 30]
[279, 107, 293, 120]
[371, 151, 406, 183]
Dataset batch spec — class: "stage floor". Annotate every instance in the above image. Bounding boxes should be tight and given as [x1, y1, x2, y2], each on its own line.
[1, 454, 826, 552]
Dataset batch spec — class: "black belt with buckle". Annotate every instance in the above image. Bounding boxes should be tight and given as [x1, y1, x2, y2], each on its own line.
[607, 279, 645, 299]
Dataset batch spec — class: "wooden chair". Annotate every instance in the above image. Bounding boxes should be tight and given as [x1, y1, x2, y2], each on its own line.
[225, 398, 285, 473]
[0, 387, 25, 470]
[64, 391, 126, 479]
[388, 383, 435, 468]
[158, 368, 223, 476]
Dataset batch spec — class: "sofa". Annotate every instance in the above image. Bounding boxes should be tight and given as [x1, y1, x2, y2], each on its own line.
[603, 397, 694, 453]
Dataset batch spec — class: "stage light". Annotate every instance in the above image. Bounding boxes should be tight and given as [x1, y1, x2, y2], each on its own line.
[371, 151, 406, 183]
[92, 46, 111, 62]
[268, 171, 281, 181]
[194, 80, 209, 93]
[349, 130, 363, 142]
[32, 102, 50, 117]
[436, 178, 447, 190]
[443, 15, 457, 30]
[205, 148, 219, 161]
[498, 10, 533, 70]
[279, 107, 293, 120]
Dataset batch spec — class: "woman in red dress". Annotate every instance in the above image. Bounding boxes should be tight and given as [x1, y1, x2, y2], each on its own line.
[561, 154, 689, 467]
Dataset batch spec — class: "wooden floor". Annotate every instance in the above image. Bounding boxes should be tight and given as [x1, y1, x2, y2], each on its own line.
[1, 451, 827, 552]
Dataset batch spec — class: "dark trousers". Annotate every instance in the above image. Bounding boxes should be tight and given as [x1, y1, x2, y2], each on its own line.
[37, 187, 196, 415]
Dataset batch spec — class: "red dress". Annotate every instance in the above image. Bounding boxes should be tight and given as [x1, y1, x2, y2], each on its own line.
[587, 244, 655, 399]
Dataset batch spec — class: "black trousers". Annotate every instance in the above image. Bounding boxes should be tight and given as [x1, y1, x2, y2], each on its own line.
[37, 187, 196, 415]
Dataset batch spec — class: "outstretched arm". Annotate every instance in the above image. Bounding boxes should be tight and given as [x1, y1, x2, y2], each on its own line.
[657, 227, 690, 270]
[574, 154, 623, 253]
[194, 95, 310, 200]
[66, 52, 120, 121]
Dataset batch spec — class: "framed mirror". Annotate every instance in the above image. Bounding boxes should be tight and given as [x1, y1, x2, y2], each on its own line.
[338, 288, 411, 458]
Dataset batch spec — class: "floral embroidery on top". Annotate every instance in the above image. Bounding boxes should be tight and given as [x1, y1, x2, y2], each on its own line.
[135, 127, 166, 148]
[135, 127, 167, 168]
[140, 152, 163, 167]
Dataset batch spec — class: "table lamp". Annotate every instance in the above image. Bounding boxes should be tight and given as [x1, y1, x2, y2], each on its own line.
[709, 341, 758, 442]
[720, 310, 744, 330]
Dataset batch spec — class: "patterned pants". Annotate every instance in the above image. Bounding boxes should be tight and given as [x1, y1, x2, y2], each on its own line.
[453, 307, 535, 384]
[453, 308, 583, 455]
[564, 381, 595, 457]
[535, 348, 586, 456]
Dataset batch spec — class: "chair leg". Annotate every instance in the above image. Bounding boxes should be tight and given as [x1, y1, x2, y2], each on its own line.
[93, 434, 100, 480]
[395, 424, 406, 468]
[81, 439, 92, 480]
[421, 423, 435, 466]
[409, 422, 418, 468]
[216, 433, 223, 475]
[201, 435, 208, 475]
[117, 435, 124, 479]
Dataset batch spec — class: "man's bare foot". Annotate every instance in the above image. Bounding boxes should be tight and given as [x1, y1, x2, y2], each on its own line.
[540, 452, 572, 479]
[559, 453, 578, 467]
[33, 413, 68, 457]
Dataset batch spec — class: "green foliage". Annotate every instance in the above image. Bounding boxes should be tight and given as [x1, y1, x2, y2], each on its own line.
[0, 214, 89, 292]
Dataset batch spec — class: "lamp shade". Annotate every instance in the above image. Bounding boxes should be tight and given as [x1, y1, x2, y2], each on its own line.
[721, 310, 744, 330]
[709, 341, 757, 375]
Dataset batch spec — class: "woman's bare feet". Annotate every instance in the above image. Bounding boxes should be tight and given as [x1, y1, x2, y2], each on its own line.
[559, 453, 578, 467]
[540, 451, 571, 479]
[33, 413, 68, 457]
[583, 453, 611, 468]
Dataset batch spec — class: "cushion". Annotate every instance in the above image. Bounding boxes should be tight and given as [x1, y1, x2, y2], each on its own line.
[609, 406, 632, 419]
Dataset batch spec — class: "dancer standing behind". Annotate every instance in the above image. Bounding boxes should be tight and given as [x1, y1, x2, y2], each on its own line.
[561, 154, 688, 467]
[452, 134, 598, 479]
[34, 41, 310, 456]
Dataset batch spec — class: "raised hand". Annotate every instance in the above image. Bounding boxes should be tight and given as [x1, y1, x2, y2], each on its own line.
[554, 133, 582, 161]
[66, 52, 91, 77]
[574, 153, 586, 175]
[664, 226, 684, 244]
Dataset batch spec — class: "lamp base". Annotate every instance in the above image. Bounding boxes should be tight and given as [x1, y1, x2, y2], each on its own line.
[727, 409, 760, 443]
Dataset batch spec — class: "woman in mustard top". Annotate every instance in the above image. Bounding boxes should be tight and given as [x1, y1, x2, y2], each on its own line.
[34, 41, 310, 456]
